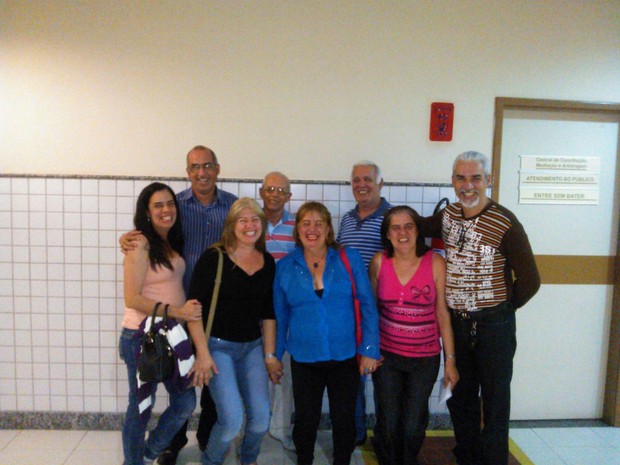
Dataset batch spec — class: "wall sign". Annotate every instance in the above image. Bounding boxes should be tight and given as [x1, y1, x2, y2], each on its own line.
[429, 102, 454, 141]
[518, 156, 600, 205]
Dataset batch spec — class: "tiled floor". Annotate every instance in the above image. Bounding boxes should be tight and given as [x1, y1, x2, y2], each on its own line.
[0, 427, 618, 465]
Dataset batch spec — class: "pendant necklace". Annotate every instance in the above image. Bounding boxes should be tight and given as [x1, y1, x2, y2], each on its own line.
[305, 251, 327, 289]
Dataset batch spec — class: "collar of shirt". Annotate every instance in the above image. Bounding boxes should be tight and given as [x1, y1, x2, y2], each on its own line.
[353, 197, 391, 222]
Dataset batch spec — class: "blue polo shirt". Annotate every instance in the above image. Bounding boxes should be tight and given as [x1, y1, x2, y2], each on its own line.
[336, 197, 391, 268]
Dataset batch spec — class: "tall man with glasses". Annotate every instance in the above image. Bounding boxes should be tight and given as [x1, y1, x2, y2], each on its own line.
[258, 171, 297, 450]
[421, 151, 540, 465]
[120, 145, 237, 465]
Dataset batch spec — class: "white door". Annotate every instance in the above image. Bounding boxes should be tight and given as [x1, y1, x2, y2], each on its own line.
[498, 107, 619, 419]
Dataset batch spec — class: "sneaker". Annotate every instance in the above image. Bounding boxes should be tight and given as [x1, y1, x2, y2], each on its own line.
[143, 457, 154, 464]
[156, 449, 178, 465]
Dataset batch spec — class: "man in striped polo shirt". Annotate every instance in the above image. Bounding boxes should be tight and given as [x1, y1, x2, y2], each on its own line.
[337, 160, 391, 448]
[259, 171, 296, 450]
[422, 151, 540, 465]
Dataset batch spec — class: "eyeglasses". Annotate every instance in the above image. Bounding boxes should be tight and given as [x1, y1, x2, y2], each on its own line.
[262, 186, 289, 195]
[188, 162, 218, 173]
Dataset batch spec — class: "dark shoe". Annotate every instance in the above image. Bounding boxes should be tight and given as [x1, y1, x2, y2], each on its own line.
[157, 449, 178, 465]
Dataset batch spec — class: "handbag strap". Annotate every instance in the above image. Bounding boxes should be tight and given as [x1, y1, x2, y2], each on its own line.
[339, 248, 357, 299]
[204, 248, 224, 339]
[148, 302, 162, 333]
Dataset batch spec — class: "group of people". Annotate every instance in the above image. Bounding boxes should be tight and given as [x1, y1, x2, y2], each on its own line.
[119, 145, 541, 465]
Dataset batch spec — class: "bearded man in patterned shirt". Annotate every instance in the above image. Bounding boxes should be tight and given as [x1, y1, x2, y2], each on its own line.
[421, 151, 540, 465]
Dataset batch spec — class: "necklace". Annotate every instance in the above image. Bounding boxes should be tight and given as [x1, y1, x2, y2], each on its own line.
[304, 250, 327, 289]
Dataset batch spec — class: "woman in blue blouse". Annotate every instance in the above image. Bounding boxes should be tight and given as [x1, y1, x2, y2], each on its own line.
[273, 201, 381, 465]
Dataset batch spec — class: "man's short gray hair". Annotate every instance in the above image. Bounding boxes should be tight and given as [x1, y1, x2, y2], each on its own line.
[452, 151, 490, 177]
[352, 160, 383, 184]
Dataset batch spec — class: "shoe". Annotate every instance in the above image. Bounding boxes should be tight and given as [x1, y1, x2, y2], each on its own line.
[143, 457, 154, 464]
[156, 449, 178, 465]
[270, 432, 296, 451]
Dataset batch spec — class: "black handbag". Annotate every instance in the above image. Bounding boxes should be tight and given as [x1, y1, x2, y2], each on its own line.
[138, 302, 175, 383]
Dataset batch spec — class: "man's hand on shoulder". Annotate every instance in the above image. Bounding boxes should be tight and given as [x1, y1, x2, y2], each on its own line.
[119, 230, 147, 255]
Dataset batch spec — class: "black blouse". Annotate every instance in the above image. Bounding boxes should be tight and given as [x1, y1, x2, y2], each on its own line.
[188, 248, 275, 342]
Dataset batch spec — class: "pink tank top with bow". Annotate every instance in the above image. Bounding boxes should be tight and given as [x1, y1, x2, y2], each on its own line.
[376, 250, 441, 358]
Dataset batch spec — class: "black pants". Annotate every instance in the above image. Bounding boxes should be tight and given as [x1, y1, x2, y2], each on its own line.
[167, 386, 217, 453]
[373, 352, 440, 465]
[291, 357, 359, 465]
[447, 305, 516, 465]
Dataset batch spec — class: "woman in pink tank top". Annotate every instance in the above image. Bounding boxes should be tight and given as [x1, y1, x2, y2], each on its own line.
[369, 206, 459, 465]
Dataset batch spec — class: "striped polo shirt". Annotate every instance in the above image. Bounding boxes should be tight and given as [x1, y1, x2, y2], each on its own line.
[177, 187, 237, 292]
[265, 210, 296, 262]
[337, 198, 391, 268]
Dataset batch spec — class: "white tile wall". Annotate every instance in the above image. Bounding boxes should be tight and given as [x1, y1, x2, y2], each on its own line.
[0, 175, 455, 416]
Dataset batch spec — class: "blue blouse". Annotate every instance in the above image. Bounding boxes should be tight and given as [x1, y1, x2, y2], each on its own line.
[274, 246, 380, 363]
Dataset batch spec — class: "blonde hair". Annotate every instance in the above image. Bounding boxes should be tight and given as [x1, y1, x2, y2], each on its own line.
[214, 197, 267, 253]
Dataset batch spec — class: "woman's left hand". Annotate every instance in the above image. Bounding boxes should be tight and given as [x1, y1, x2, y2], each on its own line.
[189, 353, 218, 387]
[265, 358, 284, 384]
[444, 360, 460, 388]
[359, 355, 382, 376]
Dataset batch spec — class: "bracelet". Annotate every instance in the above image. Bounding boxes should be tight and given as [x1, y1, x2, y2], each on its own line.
[445, 354, 456, 359]
[264, 353, 277, 360]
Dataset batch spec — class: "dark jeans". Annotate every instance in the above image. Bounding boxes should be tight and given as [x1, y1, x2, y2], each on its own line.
[447, 305, 516, 465]
[291, 357, 359, 465]
[373, 351, 440, 465]
[167, 386, 217, 453]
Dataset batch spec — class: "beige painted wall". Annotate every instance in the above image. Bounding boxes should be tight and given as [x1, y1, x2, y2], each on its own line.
[2, 0, 619, 182]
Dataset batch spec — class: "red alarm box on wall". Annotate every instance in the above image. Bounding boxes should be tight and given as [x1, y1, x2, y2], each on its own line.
[429, 102, 454, 141]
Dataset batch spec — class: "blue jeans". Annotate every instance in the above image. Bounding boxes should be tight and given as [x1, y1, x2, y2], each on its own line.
[119, 328, 197, 465]
[373, 352, 440, 465]
[203, 337, 270, 465]
[447, 305, 517, 465]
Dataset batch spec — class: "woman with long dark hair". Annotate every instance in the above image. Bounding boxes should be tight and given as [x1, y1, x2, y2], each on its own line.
[120, 182, 203, 465]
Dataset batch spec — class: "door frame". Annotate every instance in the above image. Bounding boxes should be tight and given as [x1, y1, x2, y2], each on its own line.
[492, 97, 620, 425]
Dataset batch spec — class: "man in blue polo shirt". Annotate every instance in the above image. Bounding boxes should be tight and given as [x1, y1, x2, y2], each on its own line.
[336, 160, 391, 449]
[259, 171, 296, 451]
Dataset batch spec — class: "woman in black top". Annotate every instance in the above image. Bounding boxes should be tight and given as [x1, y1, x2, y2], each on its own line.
[187, 198, 282, 465]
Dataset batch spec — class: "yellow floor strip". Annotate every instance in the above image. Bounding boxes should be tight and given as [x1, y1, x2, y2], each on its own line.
[359, 430, 535, 465]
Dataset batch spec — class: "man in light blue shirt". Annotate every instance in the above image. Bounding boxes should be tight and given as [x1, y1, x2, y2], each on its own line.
[259, 171, 296, 450]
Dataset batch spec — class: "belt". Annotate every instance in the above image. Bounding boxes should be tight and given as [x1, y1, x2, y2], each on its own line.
[450, 301, 512, 321]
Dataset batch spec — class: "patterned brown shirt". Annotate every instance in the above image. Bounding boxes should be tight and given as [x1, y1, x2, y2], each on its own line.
[422, 200, 540, 313]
